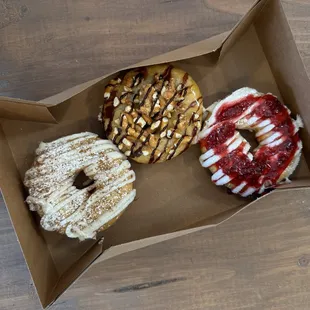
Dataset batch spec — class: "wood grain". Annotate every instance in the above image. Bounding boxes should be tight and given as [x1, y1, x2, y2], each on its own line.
[0, 0, 310, 309]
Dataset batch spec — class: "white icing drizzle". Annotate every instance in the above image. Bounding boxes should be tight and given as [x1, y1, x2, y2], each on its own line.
[198, 87, 303, 197]
[24, 132, 136, 241]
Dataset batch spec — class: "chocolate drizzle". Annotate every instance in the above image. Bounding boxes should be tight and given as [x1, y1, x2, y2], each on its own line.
[160, 65, 173, 81]
[182, 72, 189, 84]
[131, 72, 144, 88]
[171, 115, 181, 137]
[132, 134, 151, 158]
[104, 90, 117, 136]
[161, 87, 186, 115]
[120, 92, 131, 101]
[140, 83, 155, 107]
[167, 137, 185, 160]
[154, 138, 170, 163]
[149, 138, 161, 163]
[112, 128, 122, 144]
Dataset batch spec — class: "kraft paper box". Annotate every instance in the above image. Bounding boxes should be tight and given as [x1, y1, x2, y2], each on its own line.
[1, 0, 310, 307]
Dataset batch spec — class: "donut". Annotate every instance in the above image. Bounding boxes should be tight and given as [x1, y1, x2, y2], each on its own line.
[197, 87, 303, 197]
[99, 64, 203, 163]
[24, 132, 136, 241]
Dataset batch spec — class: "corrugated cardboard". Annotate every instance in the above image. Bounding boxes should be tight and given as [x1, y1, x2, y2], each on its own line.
[0, 0, 310, 307]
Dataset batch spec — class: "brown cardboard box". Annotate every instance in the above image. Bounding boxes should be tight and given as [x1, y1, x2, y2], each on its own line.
[1, 0, 310, 307]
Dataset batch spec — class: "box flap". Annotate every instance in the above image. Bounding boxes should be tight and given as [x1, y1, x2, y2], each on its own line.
[82, 186, 310, 279]
[255, 0, 310, 165]
[0, 125, 59, 306]
[0, 97, 56, 123]
[219, 0, 267, 58]
[46, 241, 103, 308]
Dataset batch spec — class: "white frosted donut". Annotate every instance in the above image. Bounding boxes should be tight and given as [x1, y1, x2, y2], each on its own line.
[24, 132, 136, 241]
[197, 87, 303, 197]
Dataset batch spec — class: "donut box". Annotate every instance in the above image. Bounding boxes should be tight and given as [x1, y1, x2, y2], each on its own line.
[1, 0, 310, 308]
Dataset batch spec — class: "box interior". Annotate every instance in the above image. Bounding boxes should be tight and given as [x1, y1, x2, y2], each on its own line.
[1, 0, 310, 307]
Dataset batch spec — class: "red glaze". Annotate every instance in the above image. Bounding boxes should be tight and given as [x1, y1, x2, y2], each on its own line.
[200, 121, 235, 149]
[215, 95, 258, 122]
[200, 93, 300, 195]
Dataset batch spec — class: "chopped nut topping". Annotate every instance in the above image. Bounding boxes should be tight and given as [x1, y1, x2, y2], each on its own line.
[167, 104, 174, 111]
[104, 92, 110, 99]
[123, 138, 132, 147]
[151, 120, 161, 131]
[194, 113, 200, 120]
[136, 117, 146, 128]
[134, 77, 140, 86]
[160, 131, 166, 138]
[125, 106, 132, 113]
[113, 97, 120, 107]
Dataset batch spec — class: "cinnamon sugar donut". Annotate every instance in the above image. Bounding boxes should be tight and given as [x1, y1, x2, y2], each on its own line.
[197, 88, 303, 197]
[99, 64, 203, 163]
[24, 132, 136, 241]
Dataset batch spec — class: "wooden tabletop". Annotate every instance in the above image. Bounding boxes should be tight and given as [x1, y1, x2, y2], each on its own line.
[1, 0, 310, 309]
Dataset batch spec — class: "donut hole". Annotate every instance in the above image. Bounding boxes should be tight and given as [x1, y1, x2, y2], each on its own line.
[238, 129, 259, 152]
[73, 170, 94, 190]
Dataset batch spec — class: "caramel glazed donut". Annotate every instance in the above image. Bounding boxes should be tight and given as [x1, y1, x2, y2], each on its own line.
[197, 87, 303, 197]
[24, 132, 136, 241]
[99, 64, 203, 163]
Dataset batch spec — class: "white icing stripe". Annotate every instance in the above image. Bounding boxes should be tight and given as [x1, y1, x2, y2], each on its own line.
[36, 132, 97, 155]
[199, 149, 214, 163]
[260, 132, 282, 145]
[211, 169, 224, 182]
[215, 175, 232, 186]
[242, 143, 251, 154]
[201, 155, 221, 168]
[256, 124, 275, 137]
[256, 119, 271, 128]
[227, 137, 243, 152]
[258, 185, 266, 194]
[268, 138, 284, 148]
[293, 115, 304, 134]
[247, 116, 260, 126]
[66, 190, 136, 240]
[24, 132, 136, 241]
[231, 181, 247, 194]
[241, 187, 256, 197]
